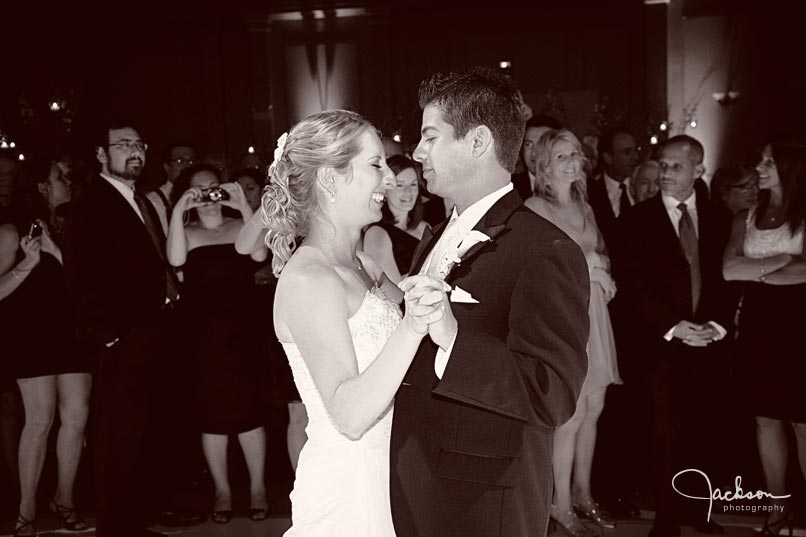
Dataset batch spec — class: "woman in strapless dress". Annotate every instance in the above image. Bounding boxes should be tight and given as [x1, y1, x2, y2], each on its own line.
[256, 110, 449, 537]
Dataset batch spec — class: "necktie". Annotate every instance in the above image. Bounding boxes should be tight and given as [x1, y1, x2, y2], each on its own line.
[133, 191, 180, 302]
[424, 216, 462, 279]
[618, 182, 630, 217]
[677, 203, 701, 314]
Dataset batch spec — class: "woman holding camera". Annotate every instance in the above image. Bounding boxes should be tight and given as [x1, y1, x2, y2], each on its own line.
[167, 163, 269, 523]
[1, 160, 90, 536]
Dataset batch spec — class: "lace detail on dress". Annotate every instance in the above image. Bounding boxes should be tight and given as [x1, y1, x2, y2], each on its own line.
[744, 208, 804, 259]
[281, 287, 402, 446]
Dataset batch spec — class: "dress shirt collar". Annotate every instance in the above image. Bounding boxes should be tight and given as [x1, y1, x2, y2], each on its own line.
[661, 190, 697, 213]
[449, 182, 514, 237]
[604, 171, 630, 191]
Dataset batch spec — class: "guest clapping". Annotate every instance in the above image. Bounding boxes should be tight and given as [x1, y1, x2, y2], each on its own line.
[525, 129, 620, 536]
[167, 164, 270, 523]
[363, 155, 429, 283]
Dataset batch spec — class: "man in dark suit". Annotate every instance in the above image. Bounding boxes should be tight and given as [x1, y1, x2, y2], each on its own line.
[62, 120, 183, 537]
[619, 135, 733, 537]
[391, 67, 590, 537]
[587, 129, 640, 256]
[511, 114, 562, 202]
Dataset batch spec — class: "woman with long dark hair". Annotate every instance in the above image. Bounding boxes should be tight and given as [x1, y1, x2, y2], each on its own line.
[723, 141, 806, 536]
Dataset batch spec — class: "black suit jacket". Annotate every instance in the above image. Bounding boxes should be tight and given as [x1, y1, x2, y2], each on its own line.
[510, 170, 533, 202]
[587, 174, 620, 257]
[62, 175, 168, 351]
[618, 193, 733, 356]
[390, 190, 590, 537]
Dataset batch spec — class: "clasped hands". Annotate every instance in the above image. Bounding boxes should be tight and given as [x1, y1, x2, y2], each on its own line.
[671, 320, 720, 347]
[399, 275, 457, 350]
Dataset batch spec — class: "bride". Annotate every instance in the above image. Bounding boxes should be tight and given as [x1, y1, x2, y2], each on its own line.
[247, 110, 449, 536]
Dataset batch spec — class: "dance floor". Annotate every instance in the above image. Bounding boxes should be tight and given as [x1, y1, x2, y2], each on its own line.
[1, 510, 804, 537]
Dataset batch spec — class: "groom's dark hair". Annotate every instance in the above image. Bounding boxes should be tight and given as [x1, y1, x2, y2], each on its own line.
[418, 66, 527, 173]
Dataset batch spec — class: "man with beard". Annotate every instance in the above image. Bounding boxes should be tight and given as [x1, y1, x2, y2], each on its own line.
[62, 120, 181, 537]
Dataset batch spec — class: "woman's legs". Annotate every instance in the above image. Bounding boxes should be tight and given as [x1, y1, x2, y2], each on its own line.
[237, 426, 267, 510]
[572, 387, 607, 503]
[53, 373, 91, 511]
[16, 376, 57, 526]
[287, 402, 308, 473]
[756, 417, 788, 522]
[552, 395, 587, 513]
[201, 433, 231, 512]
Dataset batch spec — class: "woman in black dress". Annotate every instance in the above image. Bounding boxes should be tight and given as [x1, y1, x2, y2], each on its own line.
[363, 155, 429, 283]
[723, 141, 806, 536]
[167, 164, 269, 523]
[1, 160, 90, 536]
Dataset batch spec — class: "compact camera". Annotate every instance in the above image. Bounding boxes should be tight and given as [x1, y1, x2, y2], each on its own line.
[201, 187, 229, 203]
[28, 221, 43, 239]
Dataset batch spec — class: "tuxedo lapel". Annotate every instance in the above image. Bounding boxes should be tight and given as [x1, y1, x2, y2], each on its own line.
[409, 219, 445, 275]
[449, 190, 522, 279]
[95, 176, 155, 254]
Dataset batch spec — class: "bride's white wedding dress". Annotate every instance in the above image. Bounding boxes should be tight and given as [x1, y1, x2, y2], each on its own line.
[281, 287, 401, 537]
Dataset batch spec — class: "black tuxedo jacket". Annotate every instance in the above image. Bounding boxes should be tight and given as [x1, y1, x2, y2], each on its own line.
[587, 174, 620, 257]
[618, 193, 733, 358]
[62, 175, 168, 351]
[390, 190, 590, 537]
[510, 170, 533, 202]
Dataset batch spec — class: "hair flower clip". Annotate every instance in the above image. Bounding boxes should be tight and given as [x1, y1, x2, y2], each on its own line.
[273, 132, 289, 165]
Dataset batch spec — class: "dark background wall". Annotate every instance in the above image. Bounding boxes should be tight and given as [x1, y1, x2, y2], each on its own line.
[2, 1, 803, 187]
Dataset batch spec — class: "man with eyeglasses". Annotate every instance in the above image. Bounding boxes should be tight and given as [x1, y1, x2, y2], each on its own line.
[147, 143, 198, 233]
[62, 119, 190, 537]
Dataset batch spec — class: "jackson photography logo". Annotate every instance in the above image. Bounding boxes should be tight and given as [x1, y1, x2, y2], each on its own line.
[673, 469, 791, 521]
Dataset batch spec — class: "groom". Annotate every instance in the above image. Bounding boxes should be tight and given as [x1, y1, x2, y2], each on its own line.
[391, 67, 590, 537]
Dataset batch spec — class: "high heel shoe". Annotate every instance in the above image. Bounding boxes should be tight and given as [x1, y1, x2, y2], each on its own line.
[14, 514, 36, 537]
[755, 511, 795, 537]
[551, 504, 597, 537]
[574, 498, 616, 529]
[50, 500, 89, 531]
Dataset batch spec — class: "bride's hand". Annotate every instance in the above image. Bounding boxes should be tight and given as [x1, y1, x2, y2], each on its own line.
[399, 275, 451, 336]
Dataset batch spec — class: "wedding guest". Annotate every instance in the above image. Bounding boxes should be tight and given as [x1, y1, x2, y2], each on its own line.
[3, 160, 90, 536]
[711, 165, 759, 215]
[363, 155, 429, 283]
[147, 143, 198, 233]
[620, 135, 733, 537]
[722, 141, 806, 536]
[233, 168, 265, 211]
[525, 129, 620, 536]
[630, 160, 661, 204]
[167, 163, 269, 523]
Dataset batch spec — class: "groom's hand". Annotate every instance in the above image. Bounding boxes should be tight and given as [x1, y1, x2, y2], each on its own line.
[426, 290, 457, 351]
[399, 275, 451, 336]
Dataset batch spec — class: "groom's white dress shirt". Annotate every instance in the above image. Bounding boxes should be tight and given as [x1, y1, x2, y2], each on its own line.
[419, 182, 513, 378]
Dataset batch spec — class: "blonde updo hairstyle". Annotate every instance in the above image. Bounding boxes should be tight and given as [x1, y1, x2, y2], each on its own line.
[534, 128, 589, 208]
[262, 109, 374, 276]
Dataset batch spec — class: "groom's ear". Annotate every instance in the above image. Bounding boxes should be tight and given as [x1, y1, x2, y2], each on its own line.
[468, 125, 493, 160]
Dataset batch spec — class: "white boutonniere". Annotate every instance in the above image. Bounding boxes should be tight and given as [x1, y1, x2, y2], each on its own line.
[436, 230, 491, 278]
[456, 230, 492, 258]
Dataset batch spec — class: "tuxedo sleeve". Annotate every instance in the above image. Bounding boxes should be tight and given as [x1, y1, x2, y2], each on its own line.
[433, 237, 589, 430]
[62, 203, 123, 347]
